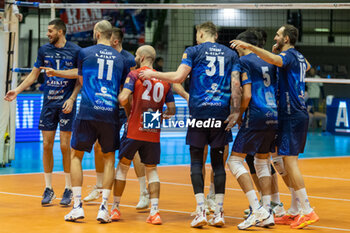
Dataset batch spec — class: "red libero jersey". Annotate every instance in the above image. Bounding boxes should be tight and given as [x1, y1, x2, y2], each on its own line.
[123, 66, 174, 142]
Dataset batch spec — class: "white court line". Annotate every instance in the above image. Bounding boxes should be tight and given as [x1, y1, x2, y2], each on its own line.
[0, 191, 349, 232]
[303, 175, 350, 181]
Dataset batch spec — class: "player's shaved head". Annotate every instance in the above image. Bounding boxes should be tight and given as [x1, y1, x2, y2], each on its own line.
[137, 45, 156, 63]
[94, 20, 112, 39]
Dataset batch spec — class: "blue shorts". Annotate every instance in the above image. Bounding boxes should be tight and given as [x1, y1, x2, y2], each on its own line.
[186, 120, 232, 148]
[232, 127, 276, 154]
[39, 105, 76, 131]
[277, 113, 309, 156]
[118, 132, 160, 165]
[71, 119, 119, 153]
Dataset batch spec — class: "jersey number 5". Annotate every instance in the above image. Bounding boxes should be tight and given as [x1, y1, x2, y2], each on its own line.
[97, 58, 113, 80]
[142, 80, 164, 103]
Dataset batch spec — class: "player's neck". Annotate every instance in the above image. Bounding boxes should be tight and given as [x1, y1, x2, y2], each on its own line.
[97, 38, 111, 46]
[54, 37, 66, 48]
[115, 45, 122, 53]
[281, 44, 294, 52]
[141, 62, 153, 69]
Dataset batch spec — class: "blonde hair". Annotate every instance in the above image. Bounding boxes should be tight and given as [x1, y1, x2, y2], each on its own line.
[95, 20, 112, 39]
[196, 21, 217, 37]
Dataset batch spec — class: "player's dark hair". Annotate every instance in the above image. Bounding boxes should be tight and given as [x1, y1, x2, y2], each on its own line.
[254, 28, 267, 48]
[111, 27, 124, 42]
[236, 30, 259, 46]
[196, 21, 217, 37]
[48, 19, 66, 35]
[282, 24, 298, 46]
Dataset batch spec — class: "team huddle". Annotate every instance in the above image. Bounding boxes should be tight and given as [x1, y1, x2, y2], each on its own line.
[4, 18, 319, 229]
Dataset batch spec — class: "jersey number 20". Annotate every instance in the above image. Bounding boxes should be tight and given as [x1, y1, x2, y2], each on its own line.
[142, 80, 164, 103]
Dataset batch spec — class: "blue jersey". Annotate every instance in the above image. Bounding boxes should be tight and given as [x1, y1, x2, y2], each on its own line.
[77, 44, 125, 124]
[181, 42, 240, 120]
[120, 49, 136, 85]
[240, 53, 278, 126]
[277, 48, 308, 116]
[34, 42, 80, 107]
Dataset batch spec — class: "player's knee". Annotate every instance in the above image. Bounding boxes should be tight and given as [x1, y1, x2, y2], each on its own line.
[120, 157, 132, 166]
[254, 157, 271, 179]
[60, 140, 70, 151]
[190, 146, 204, 175]
[227, 155, 248, 179]
[115, 162, 130, 181]
[43, 140, 54, 151]
[272, 156, 287, 176]
[245, 154, 256, 174]
[145, 166, 159, 184]
[210, 147, 226, 176]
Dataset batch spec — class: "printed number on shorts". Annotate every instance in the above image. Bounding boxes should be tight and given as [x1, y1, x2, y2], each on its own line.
[142, 80, 164, 103]
[206, 56, 224, 77]
[97, 58, 113, 80]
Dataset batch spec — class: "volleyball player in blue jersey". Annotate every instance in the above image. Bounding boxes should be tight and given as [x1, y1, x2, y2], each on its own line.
[4, 19, 81, 206]
[140, 21, 241, 228]
[231, 24, 319, 229]
[64, 20, 125, 223]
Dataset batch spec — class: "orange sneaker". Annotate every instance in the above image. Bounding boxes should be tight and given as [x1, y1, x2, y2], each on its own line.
[290, 210, 319, 229]
[275, 213, 299, 225]
[146, 212, 162, 225]
[110, 206, 121, 221]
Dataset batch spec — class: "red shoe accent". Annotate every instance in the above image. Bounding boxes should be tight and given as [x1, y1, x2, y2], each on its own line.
[275, 213, 299, 225]
[146, 212, 162, 225]
[110, 207, 121, 221]
[290, 211, 319, 229]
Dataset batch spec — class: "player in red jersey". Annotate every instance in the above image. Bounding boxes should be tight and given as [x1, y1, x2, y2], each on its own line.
[110, 45, 176, 224]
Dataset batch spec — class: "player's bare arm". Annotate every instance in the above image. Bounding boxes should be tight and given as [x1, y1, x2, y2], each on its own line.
[231, 39, 283, 67]
[173, 83, 189, 102]
[4, 67, 41, 102]
[139, 64, 191, 84]
[238, 74, 252, 126]
[40, 67, 79, 79]
[62, 81, 82, 114]
[118, 88, 133, 117]
[225, 70, 241, 131]
[163, 101, 176, 120]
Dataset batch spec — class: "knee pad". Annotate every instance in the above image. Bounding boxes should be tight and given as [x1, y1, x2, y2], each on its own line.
[145, 166, 160, 184]
[210, 147, 226, 176]
[272, 156, 287, 176]
[245, 154, 256, 174]
[254, 158, 271, 179]
[115, 162, 130, 181]
[227, 155, 248, 179]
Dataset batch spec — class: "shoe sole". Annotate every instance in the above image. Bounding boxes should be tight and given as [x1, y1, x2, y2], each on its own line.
[209, 221, 225, 227]
[191, 220, 207, 228]
[83, 197, 100, 202]
[65, 216, 84, 222]
[136, 206, 149, 210]
[60, 200, 72, 206]
[97, 218, 111, 223]
[42, 196, 56, 206]
[292, 217, 319, 229]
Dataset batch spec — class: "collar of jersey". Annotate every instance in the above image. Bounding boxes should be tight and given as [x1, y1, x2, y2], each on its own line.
[138, 66, 154, 71]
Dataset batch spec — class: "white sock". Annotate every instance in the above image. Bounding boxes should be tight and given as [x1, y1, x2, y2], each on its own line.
[113, 196, 121, 207]
[96, 172, 103, 188]
[214, 193, 224, 214]
[195, 193, 205, 212]
[289, 187, 300, 215]
[271, 193, 281, 204]
[44, 173, 52, 189]
[64, 173, 72, 189]
[295, 188, 313, 215]
[262, 195, 271, 211]
[245, 190, 260, 211]
[72, 186, 82, 208]
[209, 182, 215, 196]
[138, 176, 147, 193]
[102, 189, 111, 206]
[150, 198, 159, 216]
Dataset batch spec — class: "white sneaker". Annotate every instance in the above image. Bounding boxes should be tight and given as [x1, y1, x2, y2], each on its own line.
[83, 185, 102, 202]
[208, 211, 225, 227]
[191, 209, 207, 228]
[256, 209, 275, 227]
[136, 191, 150, 210]
[237, 206, 270, 230]
[206, 194, 216, 212]
[97, 205, 111, 223]
[65, 203, 85, 222]
[271, 202, 286, 217]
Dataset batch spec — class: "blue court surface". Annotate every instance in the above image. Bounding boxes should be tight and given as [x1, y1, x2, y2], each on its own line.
[1, 131, 349, 175]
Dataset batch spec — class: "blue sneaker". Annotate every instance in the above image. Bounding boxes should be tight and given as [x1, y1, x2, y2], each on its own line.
[41, 188, 56, 206]
[60, 188, 73, 206]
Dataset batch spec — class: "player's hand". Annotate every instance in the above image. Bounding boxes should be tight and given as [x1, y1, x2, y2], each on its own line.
[230, 39, 251, 50]
[272, 44, 280, 54]
[224, 112, 240, 131]
[4, 89, 18, 102]
[62, 98, 74, 114]
[139, 69, 156, 80]
[40, 67, 56, 77]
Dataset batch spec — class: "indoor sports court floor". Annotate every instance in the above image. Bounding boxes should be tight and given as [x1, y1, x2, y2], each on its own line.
[1, 132, 350, 232]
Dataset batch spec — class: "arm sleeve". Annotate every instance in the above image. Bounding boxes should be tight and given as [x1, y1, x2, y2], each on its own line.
[165, 85, 175, 103]
[123, 72, 137, 92]
[279, 51, 292, 68]
[33, 47, 44, 68]
[240, 59, 251, 86]
[181, 47, 194, 68]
